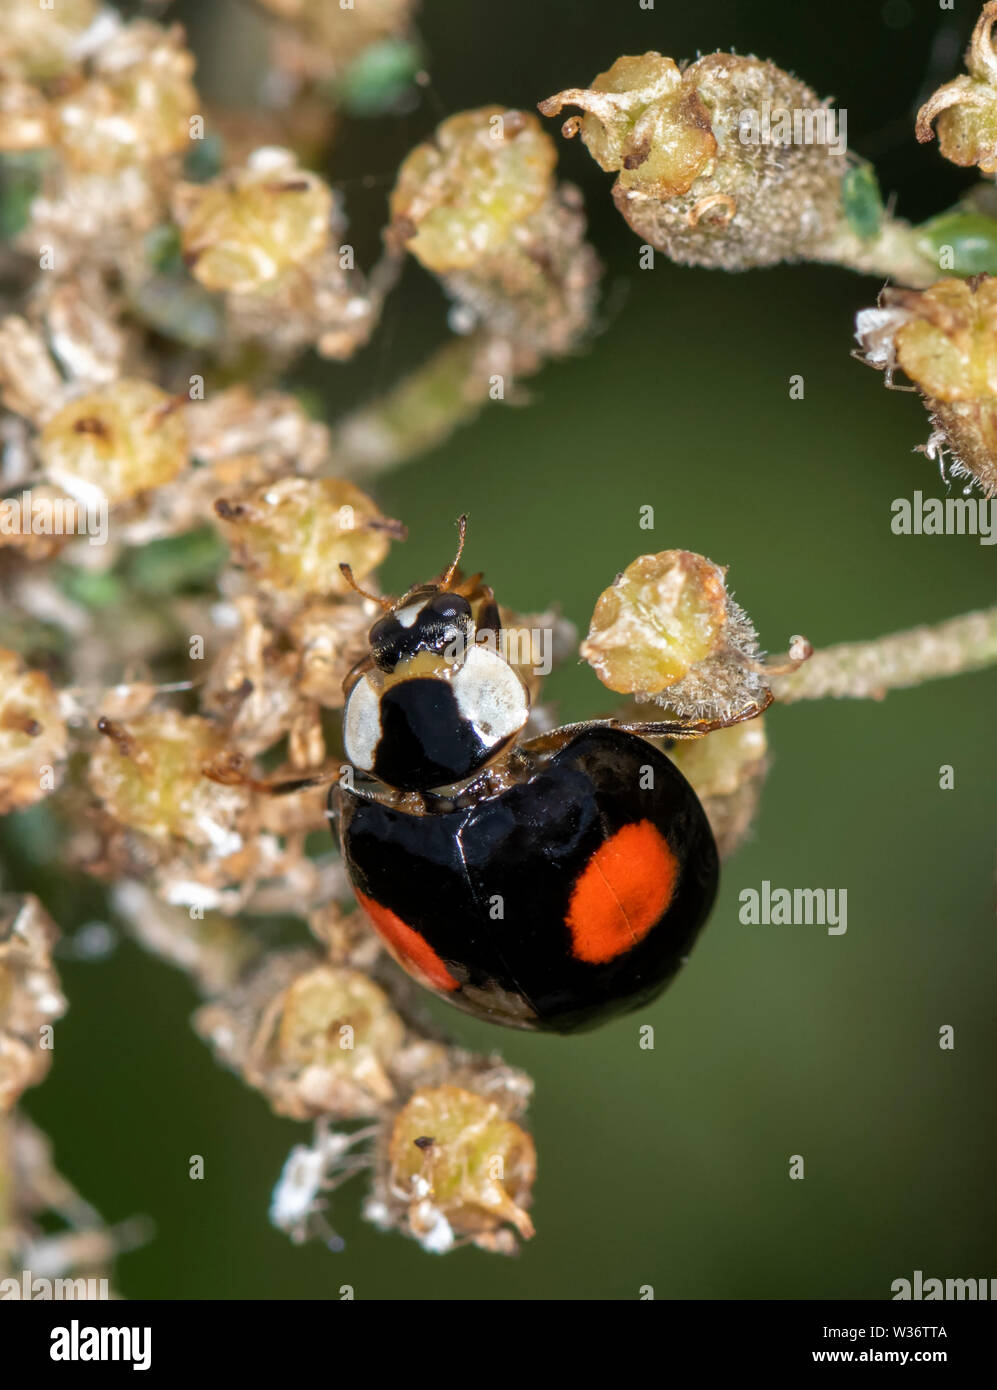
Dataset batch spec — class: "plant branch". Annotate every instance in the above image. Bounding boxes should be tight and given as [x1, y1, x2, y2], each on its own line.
[822, 214, 939, 288]
[331, 334, 495, 479]
[770, 605, 997, 702]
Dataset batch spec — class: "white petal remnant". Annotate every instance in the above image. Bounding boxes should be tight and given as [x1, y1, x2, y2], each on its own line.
[269, 1124, 377, 1245]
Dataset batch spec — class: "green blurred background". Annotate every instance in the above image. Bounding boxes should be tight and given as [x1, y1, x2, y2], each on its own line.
[14, 0, 997, 1298]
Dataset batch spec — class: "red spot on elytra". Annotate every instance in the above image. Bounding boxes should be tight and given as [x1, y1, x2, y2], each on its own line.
[354, 890, 460, 992]
[566, 821, 679, 965]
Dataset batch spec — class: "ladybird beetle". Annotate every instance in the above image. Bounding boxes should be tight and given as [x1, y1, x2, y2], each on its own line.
[330, 518, 762, 1034]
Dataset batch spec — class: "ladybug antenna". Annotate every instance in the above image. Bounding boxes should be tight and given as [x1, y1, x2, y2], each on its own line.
[439, 514, 468, 588]
[339, 563, 394, 611]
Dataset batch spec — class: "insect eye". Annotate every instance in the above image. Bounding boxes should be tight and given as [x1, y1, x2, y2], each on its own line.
[368, 614, 396, 649]
[427, 592, 471, 621]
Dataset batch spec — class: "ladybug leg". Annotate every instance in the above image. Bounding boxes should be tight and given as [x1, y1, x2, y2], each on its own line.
[612, 690, 773, 738]
[555, 691, 774, 743]
[202, 750, 343, 796]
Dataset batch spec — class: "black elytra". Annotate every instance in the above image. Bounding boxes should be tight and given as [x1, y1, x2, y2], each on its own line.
[334, 726, 719, 1033]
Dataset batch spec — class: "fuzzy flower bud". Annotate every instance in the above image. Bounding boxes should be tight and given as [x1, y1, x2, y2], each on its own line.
[581, 550, 769, 720]
[855, 274, 997, 496]
[917, 2, 997, 172]
[214, 477, 403, 599]
[39, 379, 188, 507]
[540, 51, 849, 271]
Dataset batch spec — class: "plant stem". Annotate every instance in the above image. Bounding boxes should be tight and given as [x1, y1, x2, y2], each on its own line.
[771, 605, 997, 702]
[331, 334, 494, 478]
[823, 213, 939, 288]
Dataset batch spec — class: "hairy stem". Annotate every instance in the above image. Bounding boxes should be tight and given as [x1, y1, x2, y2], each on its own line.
[331, 334, 494, 478]
[771, 605, 997, 702]
[823, 214, 939, 288]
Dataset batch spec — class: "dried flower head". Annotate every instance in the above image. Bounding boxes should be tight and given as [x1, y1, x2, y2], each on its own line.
[917, 2, 997, 172]
[39, 379, 188, 507]
[0, 895, 66, 1111]
[0, 649, 68, 814]
[195, 950, 412, 1120]
[390, 107, 600, 360]
[855, 275, 997, 496]
[540, 50, 848, 271]
[371, 1082, 536, 1254]
[277, 601, 369, 713]
[172, 148, 382, 360]
[175, 148, 333, 294]
[50, 21, 198, 174]
[89, 709, 251, 850]
[215, 477, 403, 601]
[0, 0, 98, 83]
[581, 550, 769, 720]
[391, 108, 556, 273]
[199, 597, 322, 766]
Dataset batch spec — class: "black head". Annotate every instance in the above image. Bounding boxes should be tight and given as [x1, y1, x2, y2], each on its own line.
[368, 590, 474, 673]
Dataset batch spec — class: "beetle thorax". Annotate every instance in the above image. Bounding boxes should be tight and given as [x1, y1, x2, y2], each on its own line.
[343, 591, 529, 792]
